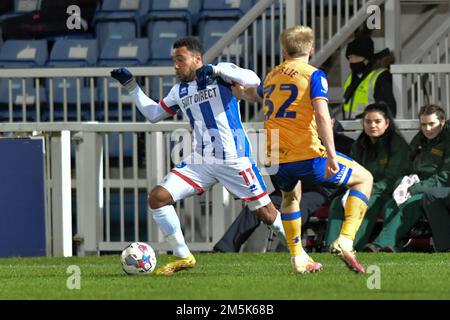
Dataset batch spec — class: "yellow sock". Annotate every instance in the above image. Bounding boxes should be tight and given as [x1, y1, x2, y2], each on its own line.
[281, 211, 303, 256]
[341, 190, 369, 241]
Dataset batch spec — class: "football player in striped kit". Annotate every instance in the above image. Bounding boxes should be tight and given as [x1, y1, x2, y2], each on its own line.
[112, 37, 300, 275]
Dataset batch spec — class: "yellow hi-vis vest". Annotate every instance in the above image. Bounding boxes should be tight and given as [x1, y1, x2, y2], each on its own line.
[342, 68, 387, 119]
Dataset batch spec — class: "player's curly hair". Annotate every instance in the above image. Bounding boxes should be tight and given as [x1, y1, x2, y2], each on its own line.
[173, 37, 203, 55]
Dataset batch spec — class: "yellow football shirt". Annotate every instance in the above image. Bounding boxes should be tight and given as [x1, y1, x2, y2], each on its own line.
[258, 59, 329, 165]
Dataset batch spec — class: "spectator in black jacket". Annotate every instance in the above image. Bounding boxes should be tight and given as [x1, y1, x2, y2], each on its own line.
[342, 35, 397, 119]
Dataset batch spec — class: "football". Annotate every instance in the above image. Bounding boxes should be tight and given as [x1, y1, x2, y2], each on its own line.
[120, 242, 157, 275]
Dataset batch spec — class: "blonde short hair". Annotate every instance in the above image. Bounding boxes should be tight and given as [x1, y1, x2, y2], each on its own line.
[281, 25, 314, 57]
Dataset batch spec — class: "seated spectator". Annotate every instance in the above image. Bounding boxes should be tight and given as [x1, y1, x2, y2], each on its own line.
[421, 188, 450, 252]
[325, 102, 410, 251]
[213, 112, 354, 252]
[342, 34, 396, 119]
[365, 104, 450, 252]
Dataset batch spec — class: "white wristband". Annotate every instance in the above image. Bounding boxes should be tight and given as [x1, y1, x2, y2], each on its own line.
[124, 77, 138, 92]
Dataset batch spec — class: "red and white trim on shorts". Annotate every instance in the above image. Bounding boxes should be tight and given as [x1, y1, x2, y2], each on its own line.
[243, 191, 268, 202]
[170, 170, 204, 195]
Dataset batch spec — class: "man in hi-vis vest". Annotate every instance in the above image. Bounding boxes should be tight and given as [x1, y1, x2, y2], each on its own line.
[342, 35, 396, 120]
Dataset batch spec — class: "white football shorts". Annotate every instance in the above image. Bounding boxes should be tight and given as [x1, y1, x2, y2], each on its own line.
[158, 156, 271, 211]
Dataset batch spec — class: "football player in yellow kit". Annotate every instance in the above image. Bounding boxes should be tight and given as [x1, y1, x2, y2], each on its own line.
[232, 25, 373, 274]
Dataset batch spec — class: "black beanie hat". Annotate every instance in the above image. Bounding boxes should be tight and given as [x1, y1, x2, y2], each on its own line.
[346, 36, 374, 60]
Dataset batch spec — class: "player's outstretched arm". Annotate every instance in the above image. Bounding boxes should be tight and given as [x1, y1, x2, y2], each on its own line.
[313, 99, 339, 177]
[111, 68, 171, 123]
[198, 63, 261, 88]
[215, 63, 261, 88]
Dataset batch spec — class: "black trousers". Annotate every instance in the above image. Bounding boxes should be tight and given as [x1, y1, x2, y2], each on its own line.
[422, 187, 450, 252]
[213, 191, 328, 252]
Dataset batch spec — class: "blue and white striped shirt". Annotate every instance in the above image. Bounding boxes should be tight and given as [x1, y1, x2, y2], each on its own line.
[131, 63, 261, 161]
[162, 76, 252, 160]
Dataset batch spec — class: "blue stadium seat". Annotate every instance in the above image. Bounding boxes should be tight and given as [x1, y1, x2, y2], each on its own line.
[0, 78, 47, 122]
[146, 19, 189, 62]
[97, 38, 148, 120]
[97, 81, 138, 121]
[0, 39, 48, 121]
[44, 39, 98, 121]
[197, 1, 253, 56]
[101, 0, 149, 15]
[48, 39, 98, 67]
[43, 78, 95, 121]
[93, 0, 149, 50]
[198, 18, 241, 53]
[253, 0, 283, 17]
[151, 75, 176, 102]
[200, 0, 253, 19]
[96, 20, 139, 51]
[0, 40, 48, 67]
[98, 38, 149, 66]
[146, 0, 202, 32]
[150, 0, 202, 16]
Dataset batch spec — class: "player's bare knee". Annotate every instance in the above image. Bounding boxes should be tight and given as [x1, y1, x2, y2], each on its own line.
[281, 192, 300, 211]
[147, 192, 161, 209]
[282, 190, 300, 203]
[363, 168, 374, 186]
[148, 186, 172, 209]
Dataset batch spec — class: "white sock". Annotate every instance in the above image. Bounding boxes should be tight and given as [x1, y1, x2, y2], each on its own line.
[270, 210, 287, 246]
[166, 233, 191, 258]
[151, 205, 191, 258]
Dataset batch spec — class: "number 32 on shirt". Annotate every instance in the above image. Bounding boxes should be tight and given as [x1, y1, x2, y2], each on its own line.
[263, 84, 298, 120]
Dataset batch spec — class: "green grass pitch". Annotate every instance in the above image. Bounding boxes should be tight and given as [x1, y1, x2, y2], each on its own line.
[0, 252, 449, 300]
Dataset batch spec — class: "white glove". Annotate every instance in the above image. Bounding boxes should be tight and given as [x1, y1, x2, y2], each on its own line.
[393, 174, 420, 206]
